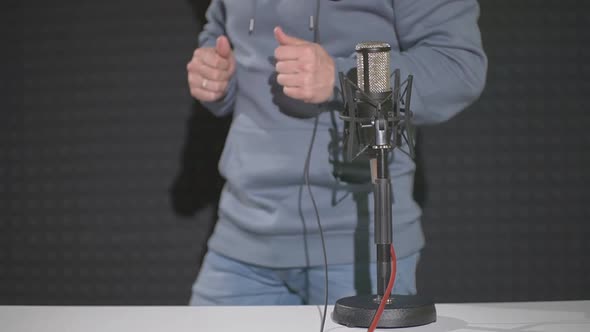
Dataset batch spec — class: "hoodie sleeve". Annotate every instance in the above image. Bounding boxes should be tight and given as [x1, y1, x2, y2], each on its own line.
[333, 0, 487, 125]
[197, 0, 237, 117]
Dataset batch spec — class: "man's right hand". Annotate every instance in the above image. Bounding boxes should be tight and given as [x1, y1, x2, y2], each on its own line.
[187, 36, 236, 102]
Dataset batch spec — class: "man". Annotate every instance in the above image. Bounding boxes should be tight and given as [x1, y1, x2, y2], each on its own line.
[186, 0, 487, 305]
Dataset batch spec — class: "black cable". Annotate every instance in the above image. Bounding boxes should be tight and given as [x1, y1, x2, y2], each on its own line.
[307, 2, 328, 332]
[304, 114, 328, 332]
[313, 0, 321, 44]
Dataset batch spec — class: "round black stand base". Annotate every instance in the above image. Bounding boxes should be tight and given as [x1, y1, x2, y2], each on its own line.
[332, 295, 436, 328]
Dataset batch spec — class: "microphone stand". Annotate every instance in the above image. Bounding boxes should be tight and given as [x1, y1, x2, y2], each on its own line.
[332, 71, 436, 329]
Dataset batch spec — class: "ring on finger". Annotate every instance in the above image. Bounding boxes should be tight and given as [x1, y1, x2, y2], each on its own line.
[202, 78, 208, 89]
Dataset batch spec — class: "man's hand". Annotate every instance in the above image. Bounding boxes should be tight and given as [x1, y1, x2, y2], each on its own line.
[274, 27, 335, 104]
[187, 36, 236, 102]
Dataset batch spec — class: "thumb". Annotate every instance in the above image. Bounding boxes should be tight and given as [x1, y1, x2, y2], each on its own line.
[274, 26, 306, 46]
[215, 36, 232, 58]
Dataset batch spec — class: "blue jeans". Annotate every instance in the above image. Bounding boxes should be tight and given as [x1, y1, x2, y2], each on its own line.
[189, 250, 420, 305]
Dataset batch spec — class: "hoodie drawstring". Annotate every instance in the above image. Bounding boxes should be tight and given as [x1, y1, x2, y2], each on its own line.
[249, 0, 257, 34]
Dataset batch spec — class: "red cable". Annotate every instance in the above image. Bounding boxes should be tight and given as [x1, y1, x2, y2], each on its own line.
[367, 244, 397, 332]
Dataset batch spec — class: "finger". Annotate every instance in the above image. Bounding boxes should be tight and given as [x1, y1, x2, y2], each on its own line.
[198, 48, 231, 70]
[274, 45, 307, 61]
[215, 36, 232, 59]
[190, 87, 224, 102]
[186, 59, 196, 72]
[274, 26, 306, 46]
[275, 60, 305, 74]
[283, 86, 312, 103]
[202, 79, 228, 93]
[276, 73, 303, 88]
[188, 73, 228, 93]
[194, 61, 233, 81]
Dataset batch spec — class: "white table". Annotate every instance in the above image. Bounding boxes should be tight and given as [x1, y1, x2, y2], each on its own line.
[2, 301, 589, 332]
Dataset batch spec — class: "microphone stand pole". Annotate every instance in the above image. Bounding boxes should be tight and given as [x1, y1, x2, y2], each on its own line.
[372, 117, 393, 301]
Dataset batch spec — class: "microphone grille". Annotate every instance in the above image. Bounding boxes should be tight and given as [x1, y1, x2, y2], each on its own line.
[355, 42, 391, 93]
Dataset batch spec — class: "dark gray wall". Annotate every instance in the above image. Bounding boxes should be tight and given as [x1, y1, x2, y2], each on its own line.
[416, 0, 590, 302]
[3, 0, 589, 304]
[4, 0, 222, 304]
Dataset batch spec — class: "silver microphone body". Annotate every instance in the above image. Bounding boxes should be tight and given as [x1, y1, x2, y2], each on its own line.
[356, 41, 392, 94]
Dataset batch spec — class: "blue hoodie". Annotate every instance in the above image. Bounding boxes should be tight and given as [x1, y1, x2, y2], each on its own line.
[198, 0, 487, 267]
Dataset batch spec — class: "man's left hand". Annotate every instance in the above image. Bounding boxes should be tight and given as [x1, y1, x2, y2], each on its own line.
[274, 27, 335, 104]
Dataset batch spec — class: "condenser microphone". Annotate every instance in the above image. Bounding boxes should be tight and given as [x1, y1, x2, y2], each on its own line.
[355, 42, 392, 123]
[352, 42, 395, 157]
[338, 41, 416, 162]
